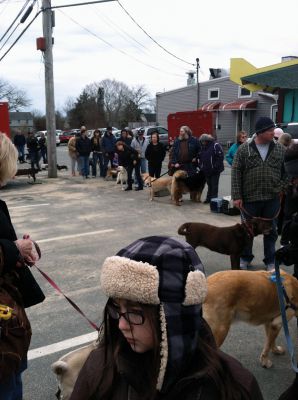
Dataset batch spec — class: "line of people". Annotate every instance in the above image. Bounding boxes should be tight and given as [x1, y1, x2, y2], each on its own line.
[13, 130, 48, 171]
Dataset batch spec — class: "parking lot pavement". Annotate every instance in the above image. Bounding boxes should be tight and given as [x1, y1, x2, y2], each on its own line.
[1, 152, 297, 399]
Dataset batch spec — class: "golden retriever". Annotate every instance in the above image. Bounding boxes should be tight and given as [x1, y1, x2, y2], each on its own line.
[51, 341, 97, 400]
[203, 270, 298, 368]
[148, 175, 173, 201]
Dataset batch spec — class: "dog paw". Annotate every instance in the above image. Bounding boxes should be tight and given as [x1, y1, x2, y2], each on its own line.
[260, 355, 273, 368]
[272, 345, 285, 355]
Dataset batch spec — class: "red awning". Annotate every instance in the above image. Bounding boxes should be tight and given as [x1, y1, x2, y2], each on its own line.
[220, 99, 257, 111]
[200, 101, 221, 111]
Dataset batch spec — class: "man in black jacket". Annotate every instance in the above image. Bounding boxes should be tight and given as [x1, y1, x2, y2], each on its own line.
[115, 141, 143, 191]
[13, 130, 26, 163]
[76, 126, 92, 179]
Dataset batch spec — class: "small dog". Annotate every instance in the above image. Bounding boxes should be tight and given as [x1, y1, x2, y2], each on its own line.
[148, 175, 173, 201]
[203, 269, 298, 368]
[51, 341, 97, 400]
[15, 167, 39, 182]
[171, 170, 205, 206]
[178, 218, 272, 269]
[116, 166, 128, 189]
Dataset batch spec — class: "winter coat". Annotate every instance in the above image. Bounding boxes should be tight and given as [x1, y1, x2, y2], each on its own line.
[91, 137, 102, 153]
[225, 143, 240, 166]
[198, 141, 224, 177]
[13, 134, 26, 147]
[131, 137, 149, 159]
[116, 144, 139, 168]
[76, 136, 92, 157]
[69, 320, 263, 400]
[38, 137, 47, 150]
[101, 133, 116, 153]
[26, 136, 40, 153]
[145, 142, 166, 166]
[171, 136, 199, 165]
[231, 140, 286, 202]
[68, 136, 78, 159]
[0, 200, 45, 308]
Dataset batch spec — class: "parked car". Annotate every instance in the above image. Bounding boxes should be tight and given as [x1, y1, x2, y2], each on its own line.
[59, 130, 76, 143]
[132, 126, 169, 149]
[35, 130, 60, 146]
[285, 123, 298, 144]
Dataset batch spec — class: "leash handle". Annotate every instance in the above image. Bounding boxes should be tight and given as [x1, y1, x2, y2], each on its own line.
[273, 260, 298, 373]
[33, 265, 100, 332]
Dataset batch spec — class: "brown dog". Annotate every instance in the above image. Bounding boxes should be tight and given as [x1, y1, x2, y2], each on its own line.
[178, 219, 272, 269]
[203, 270, 298, 368]
[51, 341, 97, 400]
[149, 175, 173, 201]
[171, 170, 204, 206]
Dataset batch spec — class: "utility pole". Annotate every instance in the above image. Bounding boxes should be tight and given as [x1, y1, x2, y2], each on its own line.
[42, 0, 57, 178]
[196, 57, 200, 109]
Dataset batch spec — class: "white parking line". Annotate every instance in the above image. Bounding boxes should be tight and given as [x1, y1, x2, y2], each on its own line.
[37, 229, 114, 243]
[28, 331, 98, 360]
[9, 203, 50, 210]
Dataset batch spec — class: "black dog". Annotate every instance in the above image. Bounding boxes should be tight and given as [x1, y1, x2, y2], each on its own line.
[15, 168, 39, 182]
[175, 170, 206, 193]
[57, 164, 68, 171]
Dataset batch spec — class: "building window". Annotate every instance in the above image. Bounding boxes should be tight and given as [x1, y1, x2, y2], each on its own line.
[208, 88, 219, 100]
[238, 86, 252, 98]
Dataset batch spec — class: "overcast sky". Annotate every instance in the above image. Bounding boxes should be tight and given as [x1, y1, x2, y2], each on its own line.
[0, 0, 297, 113]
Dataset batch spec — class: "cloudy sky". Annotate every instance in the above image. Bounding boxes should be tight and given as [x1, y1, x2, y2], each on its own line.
[0, 0, 297, 113]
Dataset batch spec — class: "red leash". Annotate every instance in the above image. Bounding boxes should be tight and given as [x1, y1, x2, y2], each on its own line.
[33, 264, 100, 331]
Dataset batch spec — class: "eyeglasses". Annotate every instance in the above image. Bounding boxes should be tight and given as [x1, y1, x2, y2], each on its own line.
[107, 304, 145, 325]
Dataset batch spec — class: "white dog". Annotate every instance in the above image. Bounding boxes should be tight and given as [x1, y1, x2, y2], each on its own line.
[116, 166, 128, 189]
[51, 341, 97, 400]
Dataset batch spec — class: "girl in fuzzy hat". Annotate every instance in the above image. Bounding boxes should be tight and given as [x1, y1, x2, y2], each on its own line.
[69, 236, 263, 400]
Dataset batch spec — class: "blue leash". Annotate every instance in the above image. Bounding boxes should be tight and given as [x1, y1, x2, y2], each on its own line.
[271, 260, 298, 373]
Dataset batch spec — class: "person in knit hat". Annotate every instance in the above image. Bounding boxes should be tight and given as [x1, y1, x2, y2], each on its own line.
[69, 236, 263, 400]
[198, 133, 224, 203]
[232, 116, 286, 271]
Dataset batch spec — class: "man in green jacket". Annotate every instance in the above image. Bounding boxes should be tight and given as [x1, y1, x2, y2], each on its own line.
[232, 117, 286, 271]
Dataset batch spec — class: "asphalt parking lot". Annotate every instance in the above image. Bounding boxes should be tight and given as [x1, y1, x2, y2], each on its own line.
[1, 146, 297, 399]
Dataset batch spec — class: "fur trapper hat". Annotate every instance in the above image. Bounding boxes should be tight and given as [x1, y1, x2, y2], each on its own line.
[100, 236, 207, 393]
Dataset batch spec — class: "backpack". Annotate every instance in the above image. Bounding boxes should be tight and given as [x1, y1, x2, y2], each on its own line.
[0, 278, 31, 382]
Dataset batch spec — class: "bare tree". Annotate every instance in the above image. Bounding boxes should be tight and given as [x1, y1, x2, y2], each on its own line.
[0, 78, 31, 110]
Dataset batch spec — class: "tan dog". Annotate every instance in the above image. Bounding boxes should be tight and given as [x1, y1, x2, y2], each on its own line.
[203, 270, 298, 368]
[178, 219, 272, 269]
[148, 175, 173, 201]
[171, 170, 204, 206]
[105, 167, 118, 180]
[51, 341, 97, 400]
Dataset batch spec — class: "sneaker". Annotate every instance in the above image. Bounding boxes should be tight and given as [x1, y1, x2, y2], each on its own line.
[266, 264, 275, 272]
[240, 260, 249, 270]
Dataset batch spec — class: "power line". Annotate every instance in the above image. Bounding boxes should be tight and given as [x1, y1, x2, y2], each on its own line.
[58, 9, 184, 78]
[0, 0, 30, 43]
[0, 9, 41, 62]
[117, 0, 194, 67]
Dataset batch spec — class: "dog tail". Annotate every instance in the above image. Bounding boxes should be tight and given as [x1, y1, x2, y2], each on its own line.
[177, 223, 190, 236]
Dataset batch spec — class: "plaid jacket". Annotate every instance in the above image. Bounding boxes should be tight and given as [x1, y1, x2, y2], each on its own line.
[231, 140, 286, 202]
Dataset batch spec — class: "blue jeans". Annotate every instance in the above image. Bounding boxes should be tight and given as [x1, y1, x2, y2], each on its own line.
[16, 145, 25, 162]
[241, 197, 280, 266]
[79, 155, 90, 177]
[0, 359, 27, 400]
[140, 158, 147, 173]
[205, 173, 220, 201]
[92, 152, 104, 177]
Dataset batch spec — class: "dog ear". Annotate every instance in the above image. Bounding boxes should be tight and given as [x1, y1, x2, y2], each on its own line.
[178, 223, 188, 235]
